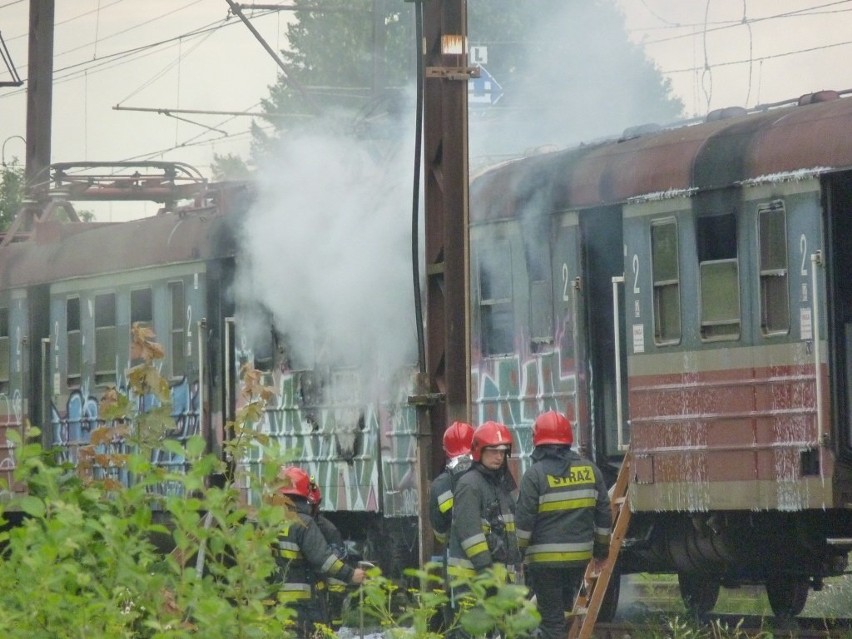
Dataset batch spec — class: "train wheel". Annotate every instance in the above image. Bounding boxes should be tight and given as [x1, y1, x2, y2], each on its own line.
[766, 576, 808, 618]
[677, 572, 720, 616]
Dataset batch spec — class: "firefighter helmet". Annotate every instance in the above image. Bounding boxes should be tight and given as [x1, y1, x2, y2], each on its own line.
[443, 421, 475, 458]
[532, 410, 573, 447]
[471, 421, 513, 462]
[278, 466, 312, 500]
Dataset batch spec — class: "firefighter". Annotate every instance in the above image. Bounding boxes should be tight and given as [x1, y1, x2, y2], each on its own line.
[429, 421, 475, 546]
[307, 475, 351, 627]
[275, 466, 365, 637]
[448, 421, 520, 583]
[515, 411, 611, 639]
[307, 476, 346, 558]
[428, 421, 474, 631]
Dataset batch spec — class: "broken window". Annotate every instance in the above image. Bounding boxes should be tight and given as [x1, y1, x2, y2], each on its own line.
[478, 242, 514, 356]
[0, 307, 8, 394]
[95, 292, 116, 385]
[67, 297, 81, 386]
[169, 281, 186, 376]
[130, 288, 153, 367]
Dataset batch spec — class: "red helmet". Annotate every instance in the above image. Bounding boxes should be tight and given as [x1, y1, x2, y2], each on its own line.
[307, 475, 322, 506]
[278, 466, 311, 500]
[471, 421, 513, 462]
[443, 421, 475, 458]
[533, 410, 573, 447]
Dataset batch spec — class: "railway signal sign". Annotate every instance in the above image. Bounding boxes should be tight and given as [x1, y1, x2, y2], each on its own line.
[469, 65, 503, 106]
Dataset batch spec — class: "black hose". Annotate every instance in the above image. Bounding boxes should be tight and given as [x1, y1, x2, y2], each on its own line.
[411, 0, 426, 375]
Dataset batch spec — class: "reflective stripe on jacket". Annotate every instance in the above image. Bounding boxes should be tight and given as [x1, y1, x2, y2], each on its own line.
[275, 501, 355, 599]
[448, 462, 518, 573]
[429, 470, 454, 544]
[516, 446, 611, 568]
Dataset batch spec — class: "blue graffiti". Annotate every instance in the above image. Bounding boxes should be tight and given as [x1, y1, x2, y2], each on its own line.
[50, 377, 200, 488]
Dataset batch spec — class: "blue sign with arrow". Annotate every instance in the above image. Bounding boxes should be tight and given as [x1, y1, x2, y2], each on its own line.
[469, 65, 504, 106]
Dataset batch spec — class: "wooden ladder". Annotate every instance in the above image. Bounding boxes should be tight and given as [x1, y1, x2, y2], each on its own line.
[567, 453, 632, 639]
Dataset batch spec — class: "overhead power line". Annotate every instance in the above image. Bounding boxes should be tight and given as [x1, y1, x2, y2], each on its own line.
[663, 37, 852, 75]
[633, 0, 852, 46]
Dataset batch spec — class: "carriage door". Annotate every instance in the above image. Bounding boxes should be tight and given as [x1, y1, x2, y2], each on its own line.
[579, 206, 627, 471]
[824, 170, 852, 458]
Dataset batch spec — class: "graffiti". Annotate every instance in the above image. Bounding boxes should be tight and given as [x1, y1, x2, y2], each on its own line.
[471, 337, 579, 470]
[48, 376, 200, 492]
[233, 340, 420, 517]
[0, 389, 23, 427]
[0, 389, 23, 480]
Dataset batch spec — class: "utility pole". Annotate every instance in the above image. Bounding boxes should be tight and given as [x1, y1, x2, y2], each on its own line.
[25, 0, 53, 206]
[2, 0, 54, 246]
[415, 0, 473, 566]
[423, 0, 472, 461]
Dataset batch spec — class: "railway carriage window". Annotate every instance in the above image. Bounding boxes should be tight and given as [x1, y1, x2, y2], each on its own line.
[523, 216, 554, 347]
[168, 282, 185, 375]
[130, 288, 153, 367]
[252, 327, 275, 372]
[0, 308, 8, 394]
[698, 212, 740, 340]
[94, 293, 117, 385]
[66, 298, 81, 386]
[758, 202, 790, 335]
[651, 220, 681, 344]
[700, 260, 740, 339]
[530, 280, 554, 346]
[478, 243, 514, 356]
[130, 288, 152, 328]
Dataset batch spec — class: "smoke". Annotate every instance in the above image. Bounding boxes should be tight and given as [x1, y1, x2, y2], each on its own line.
[468, 0, 685, 166]
[234, 112, 418, 396]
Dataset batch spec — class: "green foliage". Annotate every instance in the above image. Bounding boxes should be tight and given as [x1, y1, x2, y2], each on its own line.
[0, 161, 24, 231]
[0, 426, 291, 637]
[0, 325, 287, 637]
[211, 153, 252, 182]
[0, 326, 537, 638]
[355, 563, 539, 639]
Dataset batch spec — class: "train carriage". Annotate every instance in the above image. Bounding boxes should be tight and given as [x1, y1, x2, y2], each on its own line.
[469, 90, 852, 616]
[0, 169, 419, 573]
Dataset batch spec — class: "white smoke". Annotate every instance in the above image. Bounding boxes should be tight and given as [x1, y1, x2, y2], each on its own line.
[234, 114, 419, 396]
[468, 0, 685, 166]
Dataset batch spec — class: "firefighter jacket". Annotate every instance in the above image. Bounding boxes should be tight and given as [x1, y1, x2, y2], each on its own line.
[315, 512, 346, 558]
[428, 458, 471, 544]
[429, 470, 454, 544]
[275, 500, 355, 602]
[515, 445, 611, 568]
[448, 461, 520, 575]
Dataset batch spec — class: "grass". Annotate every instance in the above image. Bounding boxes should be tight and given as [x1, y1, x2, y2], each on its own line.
[615, 572, 852, 619]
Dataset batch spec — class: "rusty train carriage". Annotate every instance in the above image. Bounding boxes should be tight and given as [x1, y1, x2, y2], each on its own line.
[6, 91, 852, 614]
[468, 92, 852, 616]
[0, 175, 420, 573]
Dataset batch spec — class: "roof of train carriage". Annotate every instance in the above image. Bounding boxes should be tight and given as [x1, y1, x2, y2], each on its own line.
[0, 182, 249, 289]
[469, 90, 852, 222]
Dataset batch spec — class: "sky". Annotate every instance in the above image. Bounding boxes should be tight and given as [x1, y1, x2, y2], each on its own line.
[1, 1, 852, 221]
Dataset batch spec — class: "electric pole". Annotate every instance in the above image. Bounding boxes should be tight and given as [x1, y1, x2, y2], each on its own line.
[416, 0, 473, 565]
[25, 0, 53, 206]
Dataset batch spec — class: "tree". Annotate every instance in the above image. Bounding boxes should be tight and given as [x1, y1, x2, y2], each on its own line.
[466, 0, 685, 162]
[248, 0, 683, 165]
[210, 152, 252, 181]
[0, 161, 24, 231]
[251, 0, 414, 162]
